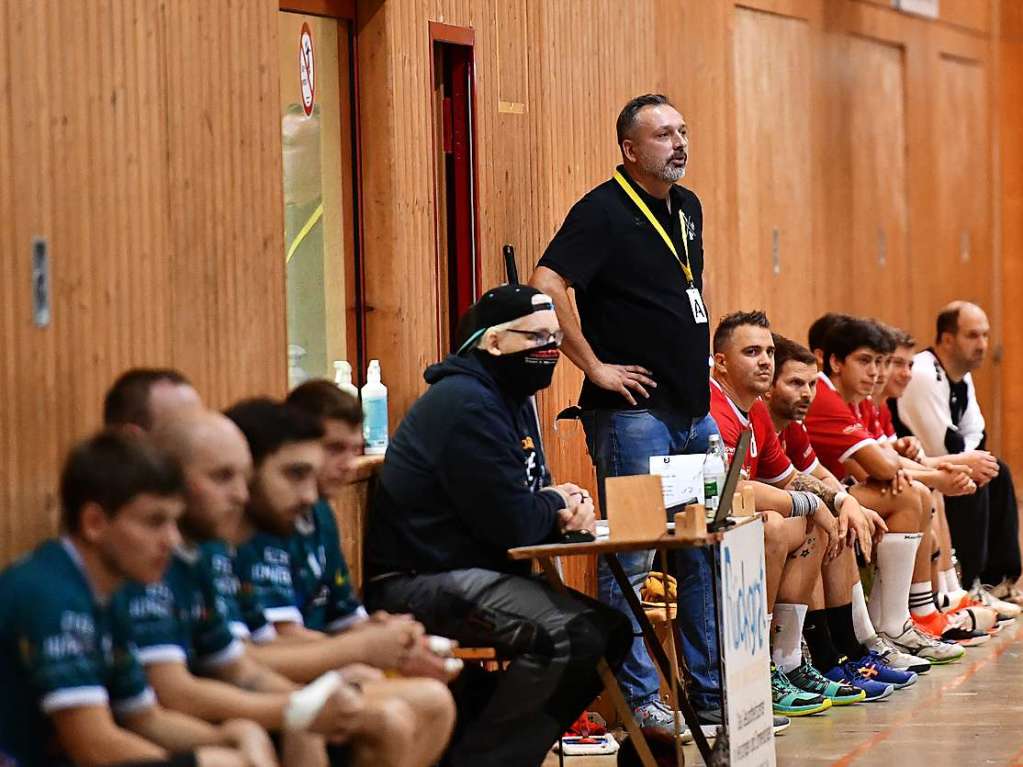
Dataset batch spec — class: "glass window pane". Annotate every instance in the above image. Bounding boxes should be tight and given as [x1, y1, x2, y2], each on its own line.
[279, 12, 352, 386]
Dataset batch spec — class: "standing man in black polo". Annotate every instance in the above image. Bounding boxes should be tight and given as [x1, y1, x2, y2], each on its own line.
[530, 93, 722, 733]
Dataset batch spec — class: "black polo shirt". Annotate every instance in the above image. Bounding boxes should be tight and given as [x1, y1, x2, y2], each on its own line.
[538, 165, 710, 416]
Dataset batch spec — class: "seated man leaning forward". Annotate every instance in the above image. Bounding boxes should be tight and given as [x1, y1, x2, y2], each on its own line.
[363, 285, 631, 767]
[0, 430, 274, 767]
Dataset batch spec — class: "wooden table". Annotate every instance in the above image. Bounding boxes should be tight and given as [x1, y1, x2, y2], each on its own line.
[509, 531, 727, 767]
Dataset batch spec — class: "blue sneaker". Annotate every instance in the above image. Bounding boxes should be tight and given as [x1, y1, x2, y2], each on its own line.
[824, 662, 894, 701]
[849, 651, 918, 689]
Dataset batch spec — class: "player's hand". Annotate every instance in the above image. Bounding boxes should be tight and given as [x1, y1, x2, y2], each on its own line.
[934, 463, 977, 496]
[812, 505, 842, 562]
[959, 450, 1000, 486]
[352, 620, 423, 670]
[397, 638, 463, 682]
[220, 719, 278, 767]
[894, 436, 924, 462]
[883, 468, 911, 495]
[587, 362, 656, 406]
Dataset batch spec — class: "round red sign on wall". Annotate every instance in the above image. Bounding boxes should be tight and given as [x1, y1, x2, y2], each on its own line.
[299, 22, 315, 117]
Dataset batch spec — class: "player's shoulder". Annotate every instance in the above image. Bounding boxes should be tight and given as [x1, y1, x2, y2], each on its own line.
[3, 540, 88, 607]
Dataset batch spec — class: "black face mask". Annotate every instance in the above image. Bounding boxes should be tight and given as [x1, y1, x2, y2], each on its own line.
[476, 343, 560, 398]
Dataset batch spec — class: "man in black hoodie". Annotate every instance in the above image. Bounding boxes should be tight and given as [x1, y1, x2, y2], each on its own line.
[364, 285, 631, 767]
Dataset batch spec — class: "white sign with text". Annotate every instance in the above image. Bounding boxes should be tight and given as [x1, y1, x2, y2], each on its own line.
[648, 454, 705, 509]
[719, 517, 776, 767]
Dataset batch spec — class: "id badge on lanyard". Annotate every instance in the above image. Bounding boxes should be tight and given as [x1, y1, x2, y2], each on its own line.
[687, 287, 708, 324]
[612, 170, 706, 323]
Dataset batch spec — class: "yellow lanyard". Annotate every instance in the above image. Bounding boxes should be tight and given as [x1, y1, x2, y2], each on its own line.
[613, 170, 693, 285]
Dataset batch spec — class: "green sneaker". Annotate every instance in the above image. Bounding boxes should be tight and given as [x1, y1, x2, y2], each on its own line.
[770, 663, 832, 716]
[785, 659, 866, 706]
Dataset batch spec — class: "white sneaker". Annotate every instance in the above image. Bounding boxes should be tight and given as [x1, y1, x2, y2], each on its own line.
[880, 620, 965, 664]
[949, 605, 999, 633]
[971, 583, 1021, 621]
[988, 578, 1023, 608]
[864, 633, 931, 674]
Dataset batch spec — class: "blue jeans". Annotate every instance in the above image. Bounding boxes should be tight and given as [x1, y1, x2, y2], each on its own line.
[582, 409, 721, 712]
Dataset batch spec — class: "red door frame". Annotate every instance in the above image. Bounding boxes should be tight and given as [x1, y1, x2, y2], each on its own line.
[429, 22, 482, 352]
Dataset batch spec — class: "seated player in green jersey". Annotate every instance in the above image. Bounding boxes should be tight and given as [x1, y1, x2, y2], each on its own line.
[0, 430, 273, 767]
[219, 402, 456, 767]
[154, 409, 452, 767]
[284, 380, 458, 680]
[103, 377, 398, 767]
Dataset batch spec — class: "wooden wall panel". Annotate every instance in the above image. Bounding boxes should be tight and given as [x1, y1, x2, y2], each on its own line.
[932, 55, 997, 422]
[0, 0, 284, 564]
[733, 8, 815, 337]
[822, 34, 910, 329]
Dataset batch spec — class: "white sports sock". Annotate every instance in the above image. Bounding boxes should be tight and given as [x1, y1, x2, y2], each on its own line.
[876, 533, 922, 636]
[937, 570, 948, 594]
[944, 567, 962, 593]
[909, 581, 937, 617]
[771, 604, 807, 673]
[941, 567, 968, 606]
[850, 581, 876, 643]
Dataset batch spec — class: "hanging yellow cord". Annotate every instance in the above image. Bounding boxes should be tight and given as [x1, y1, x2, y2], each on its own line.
[285, 202, 324, 263]
[612, 170, 693, 285]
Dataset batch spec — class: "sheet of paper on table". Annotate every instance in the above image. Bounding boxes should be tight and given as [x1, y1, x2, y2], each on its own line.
[649, 454, 705, 509]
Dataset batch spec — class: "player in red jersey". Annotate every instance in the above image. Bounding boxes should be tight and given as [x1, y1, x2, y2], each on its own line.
[765, 335, 931, 682]
[711, 312, 890, 710]
[805, 317, 973, 662]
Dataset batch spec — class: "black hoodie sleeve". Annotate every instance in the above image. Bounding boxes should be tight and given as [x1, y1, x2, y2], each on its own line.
[438, 401, 565, 550]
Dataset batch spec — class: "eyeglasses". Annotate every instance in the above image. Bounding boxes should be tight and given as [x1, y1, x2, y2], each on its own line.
[504, 329, 564, 347]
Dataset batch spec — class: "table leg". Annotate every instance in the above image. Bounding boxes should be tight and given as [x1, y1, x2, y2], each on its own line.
[602, 551, 716, 763]
[659, 550, 685, 767]
[538, 557, 659, 767]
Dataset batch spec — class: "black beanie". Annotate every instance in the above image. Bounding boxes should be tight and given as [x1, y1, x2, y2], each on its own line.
[455, 285, 554, 354]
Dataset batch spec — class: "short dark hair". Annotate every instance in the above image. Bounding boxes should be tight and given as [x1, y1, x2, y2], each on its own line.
[936, 305, 962, 344]
[871, 321, 897, 355]
[616, 94, 673, 145]
[713, 310, 770, 353]
[772, 333, 817, 382]
[61, 430, 184, 533]
[821, 317, 888, 376]
[287, 380, 363, 427]
[103, 368, 192, 430]
[807, 313, 852, 354]
[890, 327, 916, 349]
[224, 398, 325, 466]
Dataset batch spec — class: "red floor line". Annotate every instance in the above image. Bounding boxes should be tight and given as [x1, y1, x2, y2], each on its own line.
[828, 625, 1023, 767]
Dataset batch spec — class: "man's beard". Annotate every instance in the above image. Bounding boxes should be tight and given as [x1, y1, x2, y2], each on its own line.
[784, 400, 811, 422]
[638, 151, 686, 182]
[247, 498, 298, 537]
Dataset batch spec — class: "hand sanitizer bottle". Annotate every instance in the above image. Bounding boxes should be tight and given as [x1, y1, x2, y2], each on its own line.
[362, 359, 388, 455]
[333, 361, 359, 399]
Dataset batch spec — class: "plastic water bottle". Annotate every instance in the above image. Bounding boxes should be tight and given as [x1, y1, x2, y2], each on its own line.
[703, 434, 727, 522]
[333, 360, 359, 399]
[361, 359, 389, 455]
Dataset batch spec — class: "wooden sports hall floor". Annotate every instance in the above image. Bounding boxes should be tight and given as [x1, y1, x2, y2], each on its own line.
[543, 621, 1023, 766]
